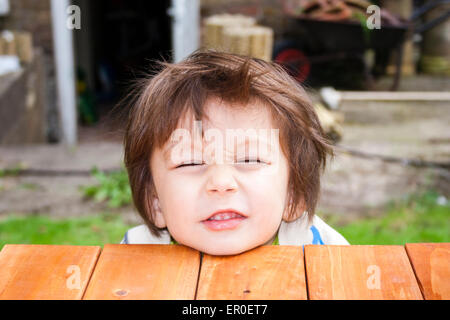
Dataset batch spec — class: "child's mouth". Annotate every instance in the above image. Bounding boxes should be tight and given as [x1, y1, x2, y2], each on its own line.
[202, 211, 247, 231]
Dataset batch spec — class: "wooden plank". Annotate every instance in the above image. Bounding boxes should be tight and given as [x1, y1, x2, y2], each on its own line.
[405, 243, 450, 300]
[341, 91, 450, 101]
[196, 245, 307, 300]
[305, 245, 423, 300]
[82, 244, 200, 300]
[0, 244, 101, 300]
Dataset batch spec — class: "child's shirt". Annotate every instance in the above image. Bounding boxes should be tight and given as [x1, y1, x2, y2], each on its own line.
[119, 214, 350, 246]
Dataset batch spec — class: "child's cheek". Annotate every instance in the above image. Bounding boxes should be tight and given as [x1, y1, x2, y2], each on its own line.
[163, 174, 199, 214]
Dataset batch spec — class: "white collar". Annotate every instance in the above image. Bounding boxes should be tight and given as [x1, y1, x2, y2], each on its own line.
[124, 213, 314, 246]
[278, 213, 313, 245]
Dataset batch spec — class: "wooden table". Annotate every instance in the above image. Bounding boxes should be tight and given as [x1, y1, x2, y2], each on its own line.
[0, 243, 448, 300]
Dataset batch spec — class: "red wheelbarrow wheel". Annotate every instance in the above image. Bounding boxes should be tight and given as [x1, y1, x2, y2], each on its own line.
[274, 47, 311, 83]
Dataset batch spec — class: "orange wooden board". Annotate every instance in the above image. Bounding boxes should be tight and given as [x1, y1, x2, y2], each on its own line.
[305, 245, 423, 300]
[405, 243, 450, 300]
[82, 244, 200, 300]
[0, 244, 101, 300]
[196, 245, 307, 300]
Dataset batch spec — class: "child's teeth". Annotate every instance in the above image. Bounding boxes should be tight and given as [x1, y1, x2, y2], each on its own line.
[209, 212, 240, 220]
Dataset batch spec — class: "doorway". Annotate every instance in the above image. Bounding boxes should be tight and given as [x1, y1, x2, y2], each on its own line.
[73, 0, 172, 140]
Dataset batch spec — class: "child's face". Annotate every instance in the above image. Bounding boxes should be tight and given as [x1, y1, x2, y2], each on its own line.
[150, 97, 290, 255]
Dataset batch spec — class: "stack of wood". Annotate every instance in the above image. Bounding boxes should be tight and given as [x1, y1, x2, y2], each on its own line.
[203, 14, 274, 61]
[0, 31, 34, 64]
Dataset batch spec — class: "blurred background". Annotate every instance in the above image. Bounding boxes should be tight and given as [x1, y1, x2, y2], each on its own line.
[0, 0, 448, 248]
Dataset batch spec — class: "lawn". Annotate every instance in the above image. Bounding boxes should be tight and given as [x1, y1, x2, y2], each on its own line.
[0, 190, 448, 251]
[327, 190, 450, 245]
[0, 213, 133, 251]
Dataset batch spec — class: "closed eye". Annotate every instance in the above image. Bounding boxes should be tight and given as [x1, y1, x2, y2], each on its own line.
[236, 158, 264, 164]
[175, 162, 205, 168]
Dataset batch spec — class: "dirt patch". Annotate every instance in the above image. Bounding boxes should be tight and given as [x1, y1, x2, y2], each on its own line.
[317, 99, 450, 217]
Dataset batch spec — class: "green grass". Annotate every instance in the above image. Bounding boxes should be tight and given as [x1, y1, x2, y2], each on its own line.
[327, 190, 450, 245]
[80, 167, 132, 208]
[0, 213, 133, 251]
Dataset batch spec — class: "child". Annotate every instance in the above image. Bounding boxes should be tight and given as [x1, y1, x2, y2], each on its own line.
[120, 50, 349, 255]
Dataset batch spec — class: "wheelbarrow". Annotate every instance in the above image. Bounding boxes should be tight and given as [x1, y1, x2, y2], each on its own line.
[274, 0, 450, 90]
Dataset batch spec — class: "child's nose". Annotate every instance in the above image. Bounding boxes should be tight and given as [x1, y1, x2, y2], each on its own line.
[205, 164, 238, 195]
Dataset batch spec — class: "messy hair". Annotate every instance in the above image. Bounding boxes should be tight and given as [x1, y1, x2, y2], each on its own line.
[124, 50, 334, 237]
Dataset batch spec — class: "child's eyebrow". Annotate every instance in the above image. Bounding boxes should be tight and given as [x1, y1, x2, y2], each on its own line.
[162, 135, 273, 163]
[162, 140, 202, 163]
[233, 137, 272, 157]
[162, 141, 177, 162]
[162, 141, 185, 163]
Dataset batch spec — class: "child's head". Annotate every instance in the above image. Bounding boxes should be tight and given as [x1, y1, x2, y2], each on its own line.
[124, 50, 333, 255]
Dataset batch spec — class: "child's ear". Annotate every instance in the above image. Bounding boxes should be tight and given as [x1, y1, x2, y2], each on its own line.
[152, 198, 166, 228]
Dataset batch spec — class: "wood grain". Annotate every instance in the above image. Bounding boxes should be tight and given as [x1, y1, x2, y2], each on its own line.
[405, 243, 450, 300]
[196, 245, 307, 300]
[0, 244, 101, 300]
[82, 244, 200, 300]
[305, 245, 423, 300]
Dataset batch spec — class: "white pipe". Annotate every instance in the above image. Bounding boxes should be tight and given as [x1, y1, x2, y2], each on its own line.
[51, 0, 77, 146]
[170, 0, 200, 62]
[0, 0, 10, 16]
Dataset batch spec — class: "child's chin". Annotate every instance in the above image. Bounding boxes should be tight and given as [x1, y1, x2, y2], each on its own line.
[199, 243, 258, 256]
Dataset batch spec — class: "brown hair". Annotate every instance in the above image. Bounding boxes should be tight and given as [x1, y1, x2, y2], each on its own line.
[124, 50, 334, 237]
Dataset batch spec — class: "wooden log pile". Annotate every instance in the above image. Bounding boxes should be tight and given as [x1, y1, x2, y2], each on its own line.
[203, 14, 274, 61]
[0, 31, 33, 65]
